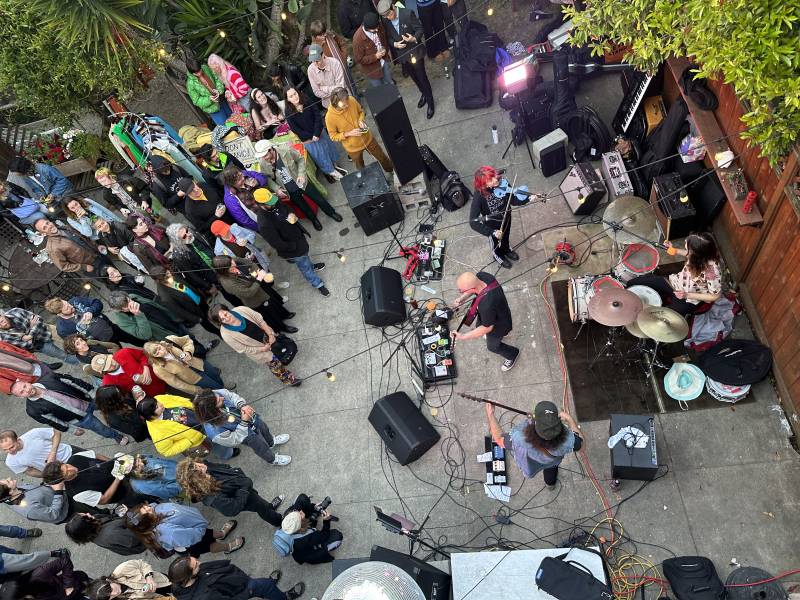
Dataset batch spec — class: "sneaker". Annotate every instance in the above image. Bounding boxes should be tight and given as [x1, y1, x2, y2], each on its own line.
[318, 286, 330, 297]
[207, 339, 221, 351]
[328, 170, 343, 181]
[272, 433, 290, 445]
[501, 355, 518, 372]
[25, 528, 42, 538]
[271, 494, 286, 509]
[230, 448, 241, 458]
[286, 582, 306, 600]
[289, 378, 302, 387]
[313, 262, 325, 272]
[334, 166, 348, 176]
[117, 435, 131, 446]
[270, 569, 282, 584]
[277, 281, 290, 289]
[271, 454, 292, 466]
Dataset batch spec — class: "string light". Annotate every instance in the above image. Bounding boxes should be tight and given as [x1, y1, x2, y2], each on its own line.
[83, 283, 91, 291]
[577, 193, 585, 204]
[679, 192, 689, 203]
[336, 248, 347, 263]
[227, 414, 237, 423]
[167, 276, 174, 284]
[281, 11, 287, 20]
[125, 185, 133, 192]
[158, 48, 167, 57]
[1, 284, 9, 292]
[218, 30, 227, 38]
[487, 7, 494, 16]
[325, 371, 336, 382]
[411, 56, 417, 64]
[48, 206, 55, 213]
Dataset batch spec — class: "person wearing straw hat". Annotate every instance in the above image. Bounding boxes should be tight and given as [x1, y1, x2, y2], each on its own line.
[485, 400, 582, 488]
[663, 363, 706, 409]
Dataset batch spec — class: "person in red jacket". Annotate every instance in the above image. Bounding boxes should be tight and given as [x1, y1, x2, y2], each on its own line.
[0, 341, 55, 395]
[91, 349, 166, 397]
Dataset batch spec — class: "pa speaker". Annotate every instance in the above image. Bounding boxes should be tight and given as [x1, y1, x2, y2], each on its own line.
[361, 266, 406, 327]
[341, 162, 404, 236]
[370, 545, 451, 600]
[364, 84, 424, 185]
[368, 392, 440, 465]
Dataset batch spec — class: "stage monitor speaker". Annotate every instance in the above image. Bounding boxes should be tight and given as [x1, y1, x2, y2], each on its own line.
[649, 172, 698, 240]
[341, 162, 404, 236]
[364, 84, 424, 185]
[560, 161, 606, 215]
[368, 392, 440, 465]
[532, 128, 568, 177]
[370, 545, 451, 600]
[361, 266, 406, 327]
[609, 413, 659, 481]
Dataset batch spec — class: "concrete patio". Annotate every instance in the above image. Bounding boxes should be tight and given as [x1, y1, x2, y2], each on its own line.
[2, 33, 799, 600]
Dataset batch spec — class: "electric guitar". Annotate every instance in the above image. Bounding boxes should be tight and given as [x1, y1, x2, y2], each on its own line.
[458, 392, 530, 416]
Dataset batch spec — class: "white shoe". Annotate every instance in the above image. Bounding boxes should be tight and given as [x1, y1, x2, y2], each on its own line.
[282, 295, 289, 303]
[271, 454, 292, 466]
[272, 433, 290, 446]
[277, 281, 290, 289]
[335, 165, 348, 175]
[328, 171, 343, 181]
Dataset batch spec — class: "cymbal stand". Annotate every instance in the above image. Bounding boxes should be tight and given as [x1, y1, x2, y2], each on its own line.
[589, 326, 627, 369]
[627, 337, 670, 375]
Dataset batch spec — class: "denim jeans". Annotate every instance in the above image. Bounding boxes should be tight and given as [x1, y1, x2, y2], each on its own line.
[77, 403, 122, 442]
[367, 61, 393, 87]
[246, 576, 284, 600]
[38, 341, 79, 365]
[0, 526, 28, 538]
[287, 254, 323, 289]
[243, 418, 276, 464]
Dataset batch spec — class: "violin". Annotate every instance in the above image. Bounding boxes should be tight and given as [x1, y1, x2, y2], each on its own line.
[491, 177, 532, 203]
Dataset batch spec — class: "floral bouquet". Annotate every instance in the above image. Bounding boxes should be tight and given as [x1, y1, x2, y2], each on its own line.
[21, 132, 66, 165]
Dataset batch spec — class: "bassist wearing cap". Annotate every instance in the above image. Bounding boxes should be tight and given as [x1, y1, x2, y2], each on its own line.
[485, 400, 582, 488]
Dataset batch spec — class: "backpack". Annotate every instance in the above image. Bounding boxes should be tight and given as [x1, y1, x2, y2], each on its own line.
[694, 339, 772, 385]
[439, 171, 470, 211]
[662, 556, 725, 600]
[272, 528, 312, 557]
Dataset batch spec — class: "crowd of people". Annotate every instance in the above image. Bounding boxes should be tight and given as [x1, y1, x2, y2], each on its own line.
[0, 1, 488, 598]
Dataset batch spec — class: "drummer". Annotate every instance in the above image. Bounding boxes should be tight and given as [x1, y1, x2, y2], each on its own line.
[627, 232, 722, 316]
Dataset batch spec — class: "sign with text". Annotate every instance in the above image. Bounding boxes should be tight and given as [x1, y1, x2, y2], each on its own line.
[222, 135, 258, 168]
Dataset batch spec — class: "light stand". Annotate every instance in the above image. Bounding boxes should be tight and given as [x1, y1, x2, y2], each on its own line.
[500, 58, 537, 172]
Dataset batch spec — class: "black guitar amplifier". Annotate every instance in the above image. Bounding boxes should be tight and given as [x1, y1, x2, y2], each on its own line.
[649, 173, 698, 240]
[609, 413, 659, 481]
[560, 162, 607, 215]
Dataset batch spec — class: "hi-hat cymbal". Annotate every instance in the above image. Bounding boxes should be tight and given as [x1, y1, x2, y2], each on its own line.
[587, 288, 643, 326]
[603, 195, 658, 245]
[625, 319, 649, 339]
[636, 305, 689, 342]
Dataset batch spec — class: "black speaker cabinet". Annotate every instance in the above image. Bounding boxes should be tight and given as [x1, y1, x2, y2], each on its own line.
[370, 545, 451, 600]
[368, 392, 440, 465]
[341, 162, 404, 236]
[364, 84, 424, 185]
[609, 414, 659, 481]
[649, 172, 698, 240]
[560, 162, 606, 215]
[361, 266, 406, 327]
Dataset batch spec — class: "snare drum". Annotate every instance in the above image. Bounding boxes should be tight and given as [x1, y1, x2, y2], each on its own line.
[568, 275, 624, 323]
[627, 284, 663, 307]
[614, 243, 660, 282]
[705, 377, 751, 403]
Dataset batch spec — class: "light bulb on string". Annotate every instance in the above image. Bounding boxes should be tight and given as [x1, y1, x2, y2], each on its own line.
[125, 185, 133, 192]
[281, 11, 287, 20]
[158, 48, 167, 57]
[167, 276, 174, 284]
[325, 371, 336, 382]
[83, 283, 92, 291]
[218, 30, 227, 38]
[48, 206, 55, 213]
[336, 248, 346, 263]
[679, 192, 689, 203]
[1, 284, 9, 292]
[577, 193, 585, 205]
[411, 56, 417, 64]
[487, 7, 494, 16]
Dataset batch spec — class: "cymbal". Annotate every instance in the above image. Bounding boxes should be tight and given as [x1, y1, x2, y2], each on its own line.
[636, 305, 689, 342]
[603, 195, 658, 245]
[625, 319, 649, 339]
[587, 288, 643, 326]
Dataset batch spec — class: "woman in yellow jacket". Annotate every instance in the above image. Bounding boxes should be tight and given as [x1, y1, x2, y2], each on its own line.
[324, 87, 394, 172]
[136, 394, 237, 460]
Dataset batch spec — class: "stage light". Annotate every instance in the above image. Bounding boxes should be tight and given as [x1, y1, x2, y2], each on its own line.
[326, 371, 336, 382]
[501, 61, 531, 95]
[487, 7, 494, 16]
[218, 30, 227, 38]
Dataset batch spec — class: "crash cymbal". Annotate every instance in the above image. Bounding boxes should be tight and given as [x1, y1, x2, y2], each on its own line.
[636, 305, 689, 343]
[587, 287, 643, 326]
[625, 319, 649, 339]
[603, 195, 658, 245]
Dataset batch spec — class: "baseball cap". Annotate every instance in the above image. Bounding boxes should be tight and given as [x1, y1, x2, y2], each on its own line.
[281, 511, 302, 534]
[253, 188, 276, 205]
[90, 354, 115, 374]
[253, 139, 276, 159]
[376, 0, 393, 14]
[533, 401, 562, 440]
[210, 220, 231, 238]
[177, 178, 195, 194]
[308, 44, 324, 62]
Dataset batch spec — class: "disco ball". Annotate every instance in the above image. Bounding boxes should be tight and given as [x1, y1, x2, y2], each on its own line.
[322, 561, 425, 600]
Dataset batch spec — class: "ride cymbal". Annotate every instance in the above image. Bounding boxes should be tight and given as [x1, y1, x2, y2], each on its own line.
[603, 195, 658, 245]
[587, 287, 643, 326]
[636, 305, 689, 342]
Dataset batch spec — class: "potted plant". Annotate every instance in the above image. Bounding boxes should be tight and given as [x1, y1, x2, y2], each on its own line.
[56, 129, 99, 176]
[21, 132, 66, 165]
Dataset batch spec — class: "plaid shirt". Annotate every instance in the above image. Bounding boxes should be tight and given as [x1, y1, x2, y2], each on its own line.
[0, 308, 52, 351]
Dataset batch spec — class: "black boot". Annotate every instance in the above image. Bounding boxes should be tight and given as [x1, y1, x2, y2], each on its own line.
[312, 219, 323, 231]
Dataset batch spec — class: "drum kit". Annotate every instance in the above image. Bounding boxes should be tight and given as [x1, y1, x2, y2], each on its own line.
[565, 194, 690, 374]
